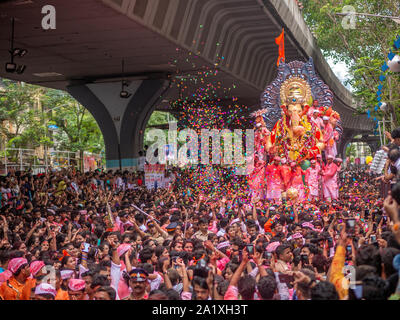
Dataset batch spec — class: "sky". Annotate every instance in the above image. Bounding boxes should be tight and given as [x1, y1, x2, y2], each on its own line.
[326, 56, 353, 91]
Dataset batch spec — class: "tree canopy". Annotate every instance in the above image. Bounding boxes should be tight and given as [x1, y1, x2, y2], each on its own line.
[301, 0, 400, 127]
[0, 79, 104, 156]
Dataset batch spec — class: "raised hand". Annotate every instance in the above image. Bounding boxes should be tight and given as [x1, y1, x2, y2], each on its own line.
[162, 257, 171, 273]
[384, 196, 399, 223]
[241, 249, 249, 264]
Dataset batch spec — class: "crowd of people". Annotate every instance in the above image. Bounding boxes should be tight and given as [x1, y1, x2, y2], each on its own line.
[1, 136, 400, 300]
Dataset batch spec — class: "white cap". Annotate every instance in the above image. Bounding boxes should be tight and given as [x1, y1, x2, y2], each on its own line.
[35, 283, 57, 297]
[323, 116, 330, 121]
[313, 110, 320, 113]
[60, 269, 74, 280]
[327, 155, 334, 159]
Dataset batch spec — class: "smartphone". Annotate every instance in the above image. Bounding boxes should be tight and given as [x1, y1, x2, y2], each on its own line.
[278, 274, 294, 284]
[246, 244, 254, 255]
[364, 209, 370, 219]
[370, 235, 377, 243]
[196, 259, 208, 269]
[83, 242, 90, 253]
[346, 245, 352, 255]
[327, 237, 333, 247]
[372, 211, 377, 222]
[345, 218, 356, 236]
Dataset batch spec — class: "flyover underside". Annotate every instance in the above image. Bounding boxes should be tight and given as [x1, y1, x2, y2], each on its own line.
[0, 0, 374, 169]
[100, 0, 374, 133]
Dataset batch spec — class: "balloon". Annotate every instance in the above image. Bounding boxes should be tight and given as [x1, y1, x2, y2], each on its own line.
[388, 55, 400, 72]
[300, 160, 311, 170]
[287, 187, 299, 200]
[366, 156, 373, 165]
[380, 102, 387, 112]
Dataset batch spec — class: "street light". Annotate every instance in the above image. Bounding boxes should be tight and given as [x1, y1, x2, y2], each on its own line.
[335, 12, 400, 22]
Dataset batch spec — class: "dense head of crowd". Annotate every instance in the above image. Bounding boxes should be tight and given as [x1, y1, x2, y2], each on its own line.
[0, 159, 400, 301]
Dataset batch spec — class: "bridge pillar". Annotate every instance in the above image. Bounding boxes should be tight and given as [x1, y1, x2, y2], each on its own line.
[360, 135, 380, 154]
[337, 129, 358, 159]
[67, 79, 170, 170]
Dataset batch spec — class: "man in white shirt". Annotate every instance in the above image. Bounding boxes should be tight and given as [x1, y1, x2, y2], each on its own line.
[388, 148, 400, 181]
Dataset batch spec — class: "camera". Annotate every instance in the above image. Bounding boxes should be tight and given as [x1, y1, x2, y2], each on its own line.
[193, 259, 209, 278]
[246, 244, 254, 255]
[345, 218, 356, 237]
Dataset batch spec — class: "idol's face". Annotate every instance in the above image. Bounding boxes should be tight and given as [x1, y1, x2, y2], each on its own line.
[287, 103, 303, 118]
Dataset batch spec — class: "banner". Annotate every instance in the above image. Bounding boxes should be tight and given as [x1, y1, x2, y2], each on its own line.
[144, 164, 166, 190]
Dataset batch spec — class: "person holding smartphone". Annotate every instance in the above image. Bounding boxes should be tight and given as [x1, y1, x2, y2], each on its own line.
[329, 224, 352, 300]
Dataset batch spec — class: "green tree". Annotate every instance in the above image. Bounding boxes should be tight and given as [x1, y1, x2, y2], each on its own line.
[42, 90, 104, 168]
[144, 111, 176, 147]
[0, 79, 104, 168]
[301, 0, 400, 126]
[0, 79, 49, 148]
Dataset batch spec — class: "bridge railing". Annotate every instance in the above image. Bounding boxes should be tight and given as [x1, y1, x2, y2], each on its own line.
[0, 148, 104, 175]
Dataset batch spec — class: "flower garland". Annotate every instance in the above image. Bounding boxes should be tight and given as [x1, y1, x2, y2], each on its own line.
[271, 108, 322, 162]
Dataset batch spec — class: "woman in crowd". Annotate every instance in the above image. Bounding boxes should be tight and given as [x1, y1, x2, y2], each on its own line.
[0, 166, 399, 300]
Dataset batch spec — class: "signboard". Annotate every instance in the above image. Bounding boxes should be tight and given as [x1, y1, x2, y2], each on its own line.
[144, 164, 166, 189]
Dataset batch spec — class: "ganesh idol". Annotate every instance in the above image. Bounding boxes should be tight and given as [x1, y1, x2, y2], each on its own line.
[247, 58, 343, 201]
[265, 76, 325, 163]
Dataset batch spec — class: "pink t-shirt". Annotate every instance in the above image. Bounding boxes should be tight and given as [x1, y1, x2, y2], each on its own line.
[216, 257, 230, 272]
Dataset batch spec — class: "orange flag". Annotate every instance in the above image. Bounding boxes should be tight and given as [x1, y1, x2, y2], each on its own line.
[275, 28, 285, 66]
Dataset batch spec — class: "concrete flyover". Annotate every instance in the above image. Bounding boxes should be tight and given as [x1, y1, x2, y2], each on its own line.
[0, 0, 374, 169]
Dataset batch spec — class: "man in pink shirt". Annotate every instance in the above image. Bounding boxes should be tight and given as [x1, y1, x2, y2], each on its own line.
[321, 155, 339, 201]
[266, 157, 284, 203]
[321, 116, 337, 158]
[288, 163, 306, 202]
[305, 160, 321, 201]
[280, 158, 291, 191]
[333, 158, 343, 199]
[310, 109, 323, 130]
